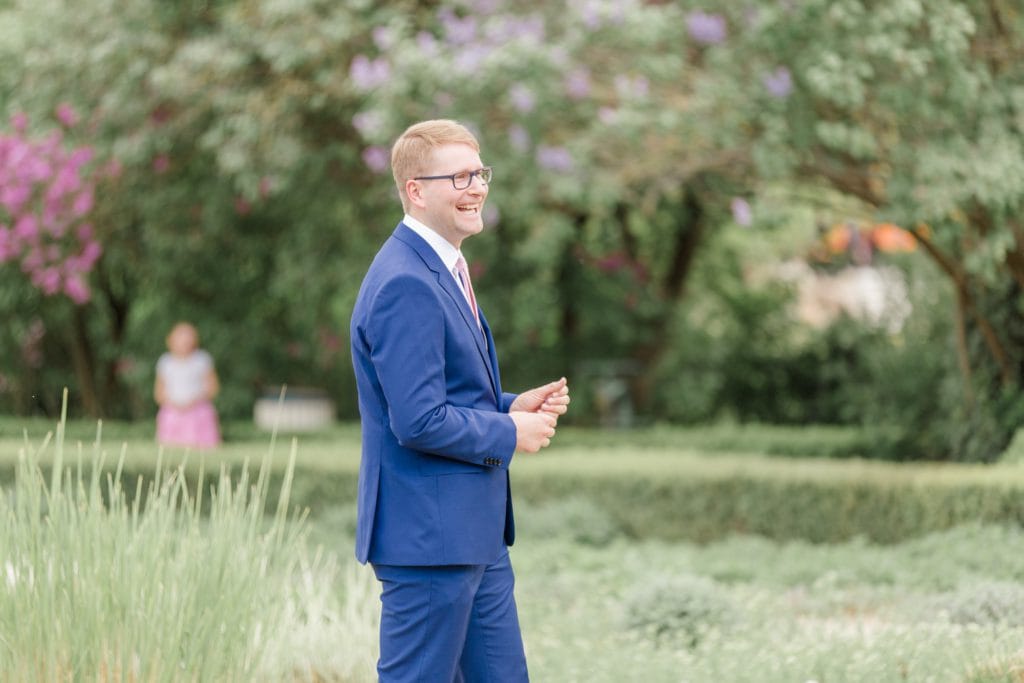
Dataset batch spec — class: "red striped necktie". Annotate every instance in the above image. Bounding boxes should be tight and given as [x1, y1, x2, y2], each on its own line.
[455, 256, 481, 329]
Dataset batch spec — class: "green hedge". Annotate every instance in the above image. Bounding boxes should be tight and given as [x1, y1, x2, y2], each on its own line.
[510, 449, 1024, 543]
[4, 425, 1024, 544]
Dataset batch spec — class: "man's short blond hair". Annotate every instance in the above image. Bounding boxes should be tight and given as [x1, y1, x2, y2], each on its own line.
[391, 120, 480, 211]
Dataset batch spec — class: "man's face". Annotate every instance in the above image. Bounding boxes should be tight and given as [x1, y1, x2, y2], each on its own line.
[409, 143, 488, 248]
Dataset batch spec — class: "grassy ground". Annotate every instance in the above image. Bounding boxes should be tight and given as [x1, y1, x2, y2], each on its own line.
[4, 417, 1024, 680]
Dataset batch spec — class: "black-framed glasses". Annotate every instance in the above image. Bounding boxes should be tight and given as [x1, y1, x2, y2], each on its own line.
[413, 166, 492, 190]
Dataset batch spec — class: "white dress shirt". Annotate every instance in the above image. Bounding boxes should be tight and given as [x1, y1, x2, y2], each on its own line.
[403, 214, 475, 310]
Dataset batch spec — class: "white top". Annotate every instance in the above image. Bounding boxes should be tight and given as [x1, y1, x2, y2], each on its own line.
[157, 350, 214, 405]
[403, 213, 473, 306]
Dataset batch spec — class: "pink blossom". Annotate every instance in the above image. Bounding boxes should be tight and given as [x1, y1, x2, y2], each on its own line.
[55, 103, 79, 127]
[10, 112, 28, 133]
[0, 226, 14, 262]
[104, 158, 124, 179]
[80, 240, 102, 267]
[22, 248, 44, 271]
[72, 188, 94, 217]
[0, 184, 31, 214]
[153, 154, 171, 174]
[35, 267, 61, 295]
[14, 215, 38, 241]
[63, 274, 90, 303]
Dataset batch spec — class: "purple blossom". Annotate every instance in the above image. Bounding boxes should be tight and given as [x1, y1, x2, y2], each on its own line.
[349, 55, 392, 91]
[614, 75, 649, 99]
[439, 8, 478, 45]
[564, 68, 591, 100]
[352, 111, 385, 137]
[731, 197, 753, 226]
[508, 84, 536, 113]
[471, 0, 502, 13]
[452, 44, 493, 74]
[372, 26, 396, 51]
[762, 67, 793, 98]
[362, 146, 390, 174]
[482, 203, 500, 226]
[536, 146, 574, 172]
[598, 107, 618, 124]
[577, 0, 603, 30]
[508, 124, 531, 152]
[686, 11, 727, 45]
[416, 31, 439, 57]
[153, 154, 170, 174]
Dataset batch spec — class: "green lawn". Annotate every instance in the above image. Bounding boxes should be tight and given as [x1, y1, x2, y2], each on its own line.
[3, 417, 1024, 681]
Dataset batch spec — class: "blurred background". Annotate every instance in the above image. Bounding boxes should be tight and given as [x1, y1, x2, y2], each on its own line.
[1, 0, 1021, 462]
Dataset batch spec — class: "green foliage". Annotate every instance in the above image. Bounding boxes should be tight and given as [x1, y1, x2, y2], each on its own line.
[0, 409, 378, 681]
[940, 581, 1024, 628]
[2, 0, 1022, 465]
[622, 573, 735, 648]
[513, 495, 620, 547]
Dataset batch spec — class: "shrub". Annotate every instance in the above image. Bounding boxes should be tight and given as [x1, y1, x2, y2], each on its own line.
[622, 573, 735, 647]
[514, 495, 621, 547]
[940, 581, 1024, 628]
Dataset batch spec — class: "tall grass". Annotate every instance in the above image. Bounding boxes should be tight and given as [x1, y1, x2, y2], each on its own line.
[0, 396, 378, 682]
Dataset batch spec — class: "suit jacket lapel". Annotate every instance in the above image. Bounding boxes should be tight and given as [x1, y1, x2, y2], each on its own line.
[393, 224, 498, 399]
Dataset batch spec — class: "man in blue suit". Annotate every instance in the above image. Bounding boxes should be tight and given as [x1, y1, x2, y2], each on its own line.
[351, 119, 570, 682]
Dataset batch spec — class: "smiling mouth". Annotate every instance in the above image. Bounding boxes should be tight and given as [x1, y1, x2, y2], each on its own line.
[457, 205, 480, 215]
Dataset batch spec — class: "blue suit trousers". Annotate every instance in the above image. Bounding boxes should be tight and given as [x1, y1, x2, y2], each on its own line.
[372, 550, 529, 682]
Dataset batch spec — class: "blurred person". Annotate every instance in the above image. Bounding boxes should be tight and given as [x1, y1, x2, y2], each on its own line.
[350, 119, 570, 682]
[154, 321, 221, 449]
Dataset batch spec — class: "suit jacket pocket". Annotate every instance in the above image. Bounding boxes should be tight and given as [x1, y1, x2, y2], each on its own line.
[417, 452, 485, 476]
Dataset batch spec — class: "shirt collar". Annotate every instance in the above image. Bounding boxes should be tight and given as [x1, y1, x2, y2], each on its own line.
[403, 213, 463, 274]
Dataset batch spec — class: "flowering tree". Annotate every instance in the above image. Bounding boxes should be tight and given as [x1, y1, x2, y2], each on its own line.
[0, 110, 103, 304]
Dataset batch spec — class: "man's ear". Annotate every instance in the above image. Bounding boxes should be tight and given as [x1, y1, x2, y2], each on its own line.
[405, 179, 427, 209]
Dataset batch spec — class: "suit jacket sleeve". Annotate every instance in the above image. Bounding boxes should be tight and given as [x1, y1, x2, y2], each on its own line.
[366, 273, 517, 464]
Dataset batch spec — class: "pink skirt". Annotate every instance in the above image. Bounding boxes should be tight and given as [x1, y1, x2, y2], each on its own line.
[156, 401, 222, 449]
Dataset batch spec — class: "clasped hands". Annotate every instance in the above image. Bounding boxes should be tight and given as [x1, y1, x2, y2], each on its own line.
[509, 377, 570, 453]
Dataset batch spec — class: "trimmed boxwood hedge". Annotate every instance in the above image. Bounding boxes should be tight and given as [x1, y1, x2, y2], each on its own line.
[4, 427, 1024, 544]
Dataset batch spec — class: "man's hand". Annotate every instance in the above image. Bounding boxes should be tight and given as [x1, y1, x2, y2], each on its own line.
[509, 411, 557, 453]
[509, 377, 571, 417]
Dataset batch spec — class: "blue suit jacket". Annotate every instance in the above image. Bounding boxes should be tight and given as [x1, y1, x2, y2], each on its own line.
[350, 223, 519, 566]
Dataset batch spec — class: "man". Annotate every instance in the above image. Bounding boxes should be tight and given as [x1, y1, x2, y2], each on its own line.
[350, 119, 570, 682]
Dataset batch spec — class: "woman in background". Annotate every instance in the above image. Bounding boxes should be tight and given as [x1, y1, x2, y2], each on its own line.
[154, 321, 222, 449]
